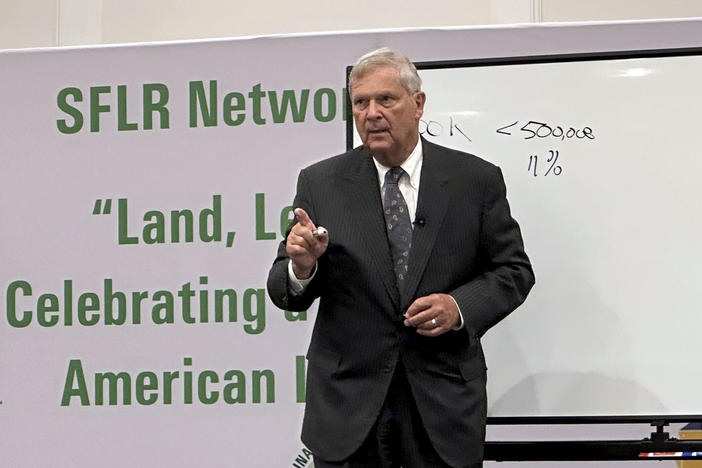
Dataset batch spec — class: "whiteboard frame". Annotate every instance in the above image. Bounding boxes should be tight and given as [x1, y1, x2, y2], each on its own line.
[345, 47, 702, 425]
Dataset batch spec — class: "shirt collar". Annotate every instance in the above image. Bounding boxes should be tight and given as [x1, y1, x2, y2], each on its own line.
[372, 137, 423, 189]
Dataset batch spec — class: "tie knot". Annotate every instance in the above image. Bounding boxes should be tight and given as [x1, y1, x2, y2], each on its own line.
[385, 167, 405, 185]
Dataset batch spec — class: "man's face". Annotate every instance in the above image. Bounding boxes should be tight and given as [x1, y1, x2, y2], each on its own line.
[351, 66, 425, 167]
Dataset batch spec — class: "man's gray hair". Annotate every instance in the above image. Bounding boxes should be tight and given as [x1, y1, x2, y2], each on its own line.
[349, 47, 422, 94]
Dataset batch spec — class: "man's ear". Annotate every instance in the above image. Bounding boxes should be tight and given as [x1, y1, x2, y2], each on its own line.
[414, 92, 426, 119]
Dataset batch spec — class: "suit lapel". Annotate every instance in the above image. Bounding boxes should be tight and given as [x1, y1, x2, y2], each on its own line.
[401, 140, 450, 308]
[339, 147, 401, 311]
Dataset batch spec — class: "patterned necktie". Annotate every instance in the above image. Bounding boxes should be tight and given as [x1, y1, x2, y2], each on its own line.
[383, 167, 412, 289]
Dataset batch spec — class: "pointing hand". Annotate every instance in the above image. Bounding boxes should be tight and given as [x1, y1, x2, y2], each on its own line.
[286, 208, 329, 279]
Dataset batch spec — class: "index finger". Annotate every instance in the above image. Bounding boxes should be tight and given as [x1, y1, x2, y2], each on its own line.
[405, 296, 432, 318]
[294, 208, 316, 229]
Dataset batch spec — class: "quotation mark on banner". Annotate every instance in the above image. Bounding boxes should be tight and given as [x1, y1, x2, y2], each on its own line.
[92, 196, 236, 247]
[92, 199, 112, 215]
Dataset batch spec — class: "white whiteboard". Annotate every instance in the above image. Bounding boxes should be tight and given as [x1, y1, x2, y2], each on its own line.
[353, 50, 702, 419]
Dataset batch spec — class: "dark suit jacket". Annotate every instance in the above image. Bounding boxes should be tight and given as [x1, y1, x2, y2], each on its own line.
[267, 139, 534, 467]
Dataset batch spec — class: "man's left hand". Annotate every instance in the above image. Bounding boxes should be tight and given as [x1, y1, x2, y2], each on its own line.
[404, 294, 460, 337]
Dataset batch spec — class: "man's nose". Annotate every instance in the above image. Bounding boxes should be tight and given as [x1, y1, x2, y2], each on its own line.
[367, 99, 381, 119]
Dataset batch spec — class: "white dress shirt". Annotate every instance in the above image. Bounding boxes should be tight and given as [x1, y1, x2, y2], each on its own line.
[372, 137, 423, 225]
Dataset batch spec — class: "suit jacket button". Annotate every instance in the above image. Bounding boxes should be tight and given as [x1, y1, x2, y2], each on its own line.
[383, 364, 394, 373]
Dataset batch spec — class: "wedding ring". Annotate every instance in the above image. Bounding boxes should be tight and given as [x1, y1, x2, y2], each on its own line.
[431, 318, 437, 327]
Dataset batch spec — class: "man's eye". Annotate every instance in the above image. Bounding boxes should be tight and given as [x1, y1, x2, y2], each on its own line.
[381, 96, 395, 106]
[354, 99, 368, 109]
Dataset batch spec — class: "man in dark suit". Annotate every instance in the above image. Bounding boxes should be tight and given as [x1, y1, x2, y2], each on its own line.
[267, 47, 534, 468]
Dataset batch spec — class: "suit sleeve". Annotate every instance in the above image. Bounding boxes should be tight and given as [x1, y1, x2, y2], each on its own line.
[450, 167, 535, 337]
[266, 167, 324, 312]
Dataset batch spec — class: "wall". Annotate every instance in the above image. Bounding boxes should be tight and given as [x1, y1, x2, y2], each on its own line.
[1, 0, 702, 50]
